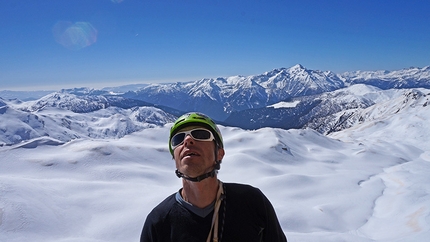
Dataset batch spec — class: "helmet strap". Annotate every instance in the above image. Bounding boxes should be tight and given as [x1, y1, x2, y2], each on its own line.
[175, 168, 217, 182]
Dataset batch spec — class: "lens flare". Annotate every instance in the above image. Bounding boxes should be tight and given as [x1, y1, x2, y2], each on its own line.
[53, 21, 98, 50]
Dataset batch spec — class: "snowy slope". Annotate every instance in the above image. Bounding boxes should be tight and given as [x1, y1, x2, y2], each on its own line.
[0, 94, 176, 146]
[1, 96, 430, 241]
[223, 84, 410, 131]
[310, 88, 430, 134]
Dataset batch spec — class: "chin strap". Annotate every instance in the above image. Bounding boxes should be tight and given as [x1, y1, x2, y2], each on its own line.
[175, 161, 221, 182]
[175, 168, 217, 182]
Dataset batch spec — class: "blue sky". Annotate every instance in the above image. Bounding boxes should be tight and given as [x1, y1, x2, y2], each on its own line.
[1, 0, 430, 91]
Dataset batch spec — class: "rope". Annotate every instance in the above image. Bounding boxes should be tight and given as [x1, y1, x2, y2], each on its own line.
[206, 180, 224, 242]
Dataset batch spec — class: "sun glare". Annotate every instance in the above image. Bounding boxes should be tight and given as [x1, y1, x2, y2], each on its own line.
[52, 21, 98, 51]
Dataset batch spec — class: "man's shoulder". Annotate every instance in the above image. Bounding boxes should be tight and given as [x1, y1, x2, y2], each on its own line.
[147, 193, 177, 219]
[224, 182, 256, 189]
[223, 182, 264, 198]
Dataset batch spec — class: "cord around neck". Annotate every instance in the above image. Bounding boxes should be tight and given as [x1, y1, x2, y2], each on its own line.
[206, 180, 224, 242]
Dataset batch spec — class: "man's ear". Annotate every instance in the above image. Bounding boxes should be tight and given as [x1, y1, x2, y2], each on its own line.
[217, 147, 225, 161]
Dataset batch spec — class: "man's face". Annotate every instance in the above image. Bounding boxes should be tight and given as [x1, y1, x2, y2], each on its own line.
[173, 126, 224, 178]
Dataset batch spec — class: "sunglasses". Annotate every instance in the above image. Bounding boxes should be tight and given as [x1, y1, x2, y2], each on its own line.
[171, 128, 215, 150]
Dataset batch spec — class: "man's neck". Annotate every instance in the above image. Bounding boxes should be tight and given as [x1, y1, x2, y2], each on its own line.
[181, 177, 219, 208]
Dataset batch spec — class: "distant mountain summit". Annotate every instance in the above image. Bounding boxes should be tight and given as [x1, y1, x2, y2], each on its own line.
[124, 64, 345, 120]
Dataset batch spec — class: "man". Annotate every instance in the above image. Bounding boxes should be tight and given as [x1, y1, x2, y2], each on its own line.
[141, 112, 287, 242]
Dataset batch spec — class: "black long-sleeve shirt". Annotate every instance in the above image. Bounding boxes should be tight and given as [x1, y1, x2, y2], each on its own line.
[141, 183, 287, 242]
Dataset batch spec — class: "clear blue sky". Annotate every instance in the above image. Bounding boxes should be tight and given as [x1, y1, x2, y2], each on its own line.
[1, 0, 430, 91]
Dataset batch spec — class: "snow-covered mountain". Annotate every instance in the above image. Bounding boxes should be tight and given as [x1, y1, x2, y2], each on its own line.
[121, 64, 430, 121]
[1, 64, 430, 146]
[0, 93, 176, 146]
[342, 66, 430, 89]
[306, 87, 430, 134]
[123, 64, 346, 120]
[21, 92, 153, 113]
[224, 85, 429, 132]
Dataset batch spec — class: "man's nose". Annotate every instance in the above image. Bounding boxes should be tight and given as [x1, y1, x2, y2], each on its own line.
[183, 134, 194, 145]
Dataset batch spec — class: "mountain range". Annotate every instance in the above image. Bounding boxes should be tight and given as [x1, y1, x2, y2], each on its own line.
[0, 64, 429, 146]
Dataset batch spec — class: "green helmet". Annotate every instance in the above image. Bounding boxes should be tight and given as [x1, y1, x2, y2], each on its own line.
[169, 112, 223, 155]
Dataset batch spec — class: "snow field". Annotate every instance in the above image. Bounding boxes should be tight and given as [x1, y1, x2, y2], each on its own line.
[1, 121, 430, 241]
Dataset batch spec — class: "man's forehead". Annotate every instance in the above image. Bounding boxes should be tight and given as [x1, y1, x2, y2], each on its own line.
[177, 125, 205, 132]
